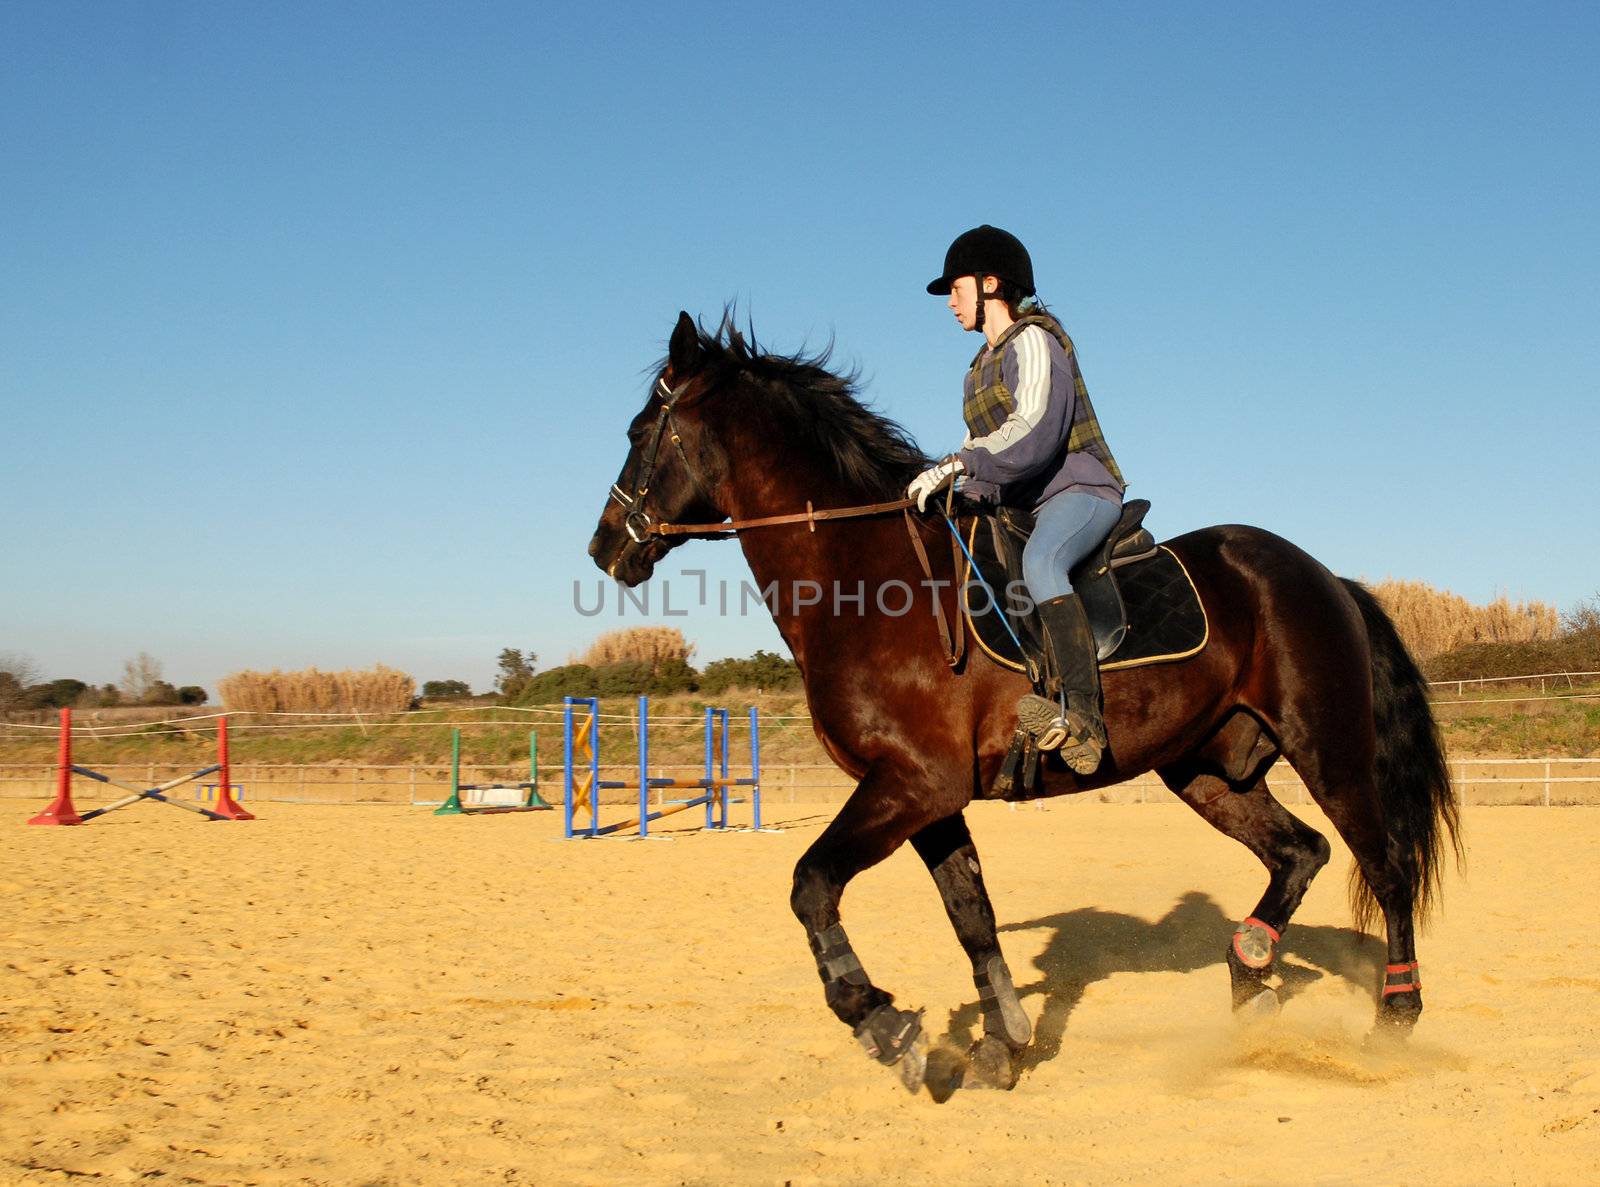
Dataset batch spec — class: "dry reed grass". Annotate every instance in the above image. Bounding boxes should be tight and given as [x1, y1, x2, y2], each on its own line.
[1370, 579, 1560, 660]
[579, 627, 694, 667]
[217, 665, 415, 713]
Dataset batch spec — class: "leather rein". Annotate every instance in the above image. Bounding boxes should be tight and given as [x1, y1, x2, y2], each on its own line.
[609, 376, 966, 668]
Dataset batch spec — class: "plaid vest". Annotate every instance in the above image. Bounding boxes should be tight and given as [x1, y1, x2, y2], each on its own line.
[963, 314, 1125, 487]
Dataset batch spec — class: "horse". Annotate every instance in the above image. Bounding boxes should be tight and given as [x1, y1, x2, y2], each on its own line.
[586, 310, 1461, 1095]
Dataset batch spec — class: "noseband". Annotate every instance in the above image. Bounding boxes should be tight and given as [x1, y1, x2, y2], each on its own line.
[609, 376, 700, 544]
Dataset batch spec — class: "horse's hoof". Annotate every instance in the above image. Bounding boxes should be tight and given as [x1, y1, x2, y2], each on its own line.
[1234, 986, 1281, 1023]
[965, 1035, 1021, 1090]
[855, 1004, 929, 1093]
[922, 1046, 965, 1103]
[896, 1029, 930, 1094]
[1373, 988, 1422, 1039]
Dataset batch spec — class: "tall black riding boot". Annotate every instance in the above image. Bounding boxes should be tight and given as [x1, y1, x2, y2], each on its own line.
[1014, 593, 1106, 775]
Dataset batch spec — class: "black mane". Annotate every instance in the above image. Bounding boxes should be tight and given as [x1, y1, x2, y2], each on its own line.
[664, 312, 930, 499]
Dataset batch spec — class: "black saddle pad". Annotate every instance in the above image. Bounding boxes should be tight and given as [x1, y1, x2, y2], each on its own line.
[960, 520, 1209, 672]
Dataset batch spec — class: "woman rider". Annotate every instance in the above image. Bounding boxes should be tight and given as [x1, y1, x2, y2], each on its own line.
[907, 225, 1125, 775]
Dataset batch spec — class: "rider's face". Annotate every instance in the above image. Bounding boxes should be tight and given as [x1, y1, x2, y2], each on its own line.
[946, 275, 994, 331]
[947, 276, 976, 330]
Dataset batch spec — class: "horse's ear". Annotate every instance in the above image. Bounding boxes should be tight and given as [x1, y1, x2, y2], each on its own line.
[669, 311, 700, 373]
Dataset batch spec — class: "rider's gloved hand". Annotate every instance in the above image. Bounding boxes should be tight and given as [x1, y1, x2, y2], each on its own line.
[906, 456, 965, 512]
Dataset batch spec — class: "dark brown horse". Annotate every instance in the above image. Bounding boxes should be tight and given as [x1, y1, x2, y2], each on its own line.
[587, 312, 1461, 1095]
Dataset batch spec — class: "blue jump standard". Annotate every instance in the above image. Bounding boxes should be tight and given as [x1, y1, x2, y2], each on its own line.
[562, 695, 761, 839]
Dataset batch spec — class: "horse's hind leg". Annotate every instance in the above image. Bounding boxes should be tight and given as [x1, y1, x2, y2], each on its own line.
[909, 813, 1031, 1090]
[1159, 758, 1331, 1016]
[1275, 726, 1424, 1034]
[1290, 762, 1423, 1033]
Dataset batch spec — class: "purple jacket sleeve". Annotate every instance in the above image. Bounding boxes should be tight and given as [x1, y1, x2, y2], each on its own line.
[955, 327, 1074, 486]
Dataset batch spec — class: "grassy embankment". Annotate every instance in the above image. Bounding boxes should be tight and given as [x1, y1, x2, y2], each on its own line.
[2, 683, 1596, 768]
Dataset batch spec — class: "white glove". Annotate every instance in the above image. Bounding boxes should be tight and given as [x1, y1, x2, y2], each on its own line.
[906, 456, 965, 512]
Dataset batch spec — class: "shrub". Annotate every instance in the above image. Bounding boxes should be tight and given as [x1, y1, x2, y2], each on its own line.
[516, 664, 597, 704]
[580, 627, 694, 667]
[1370, 579, 1560, 661]
[699, 650, 801, 695]
[422, 680, 472, 699]
[217, 665, 416, 713]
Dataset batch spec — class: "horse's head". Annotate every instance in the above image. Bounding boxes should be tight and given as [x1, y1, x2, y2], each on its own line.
[589, 311, 732, 586]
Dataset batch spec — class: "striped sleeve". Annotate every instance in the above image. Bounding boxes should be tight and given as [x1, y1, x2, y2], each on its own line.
[966, 326, 1051, 454]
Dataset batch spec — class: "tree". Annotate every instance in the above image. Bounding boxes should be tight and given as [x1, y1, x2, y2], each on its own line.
[23, 678, 88, 709]
[1562, 593, 1600, 638]
[119, 652, 164, 703]
[145, 680, 181, 705]
[0, 652, 41, 713]
[422, 679, 472, 699]
[495, 649, 538, 699]
[177, 686, 208, 705]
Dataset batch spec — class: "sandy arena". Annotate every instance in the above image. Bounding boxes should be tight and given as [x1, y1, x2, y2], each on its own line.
[3, 797, 1598, 1186]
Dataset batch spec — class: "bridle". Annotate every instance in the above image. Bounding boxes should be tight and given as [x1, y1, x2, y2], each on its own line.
[608, 375, 702, 545]
[601, 375, 966, 666]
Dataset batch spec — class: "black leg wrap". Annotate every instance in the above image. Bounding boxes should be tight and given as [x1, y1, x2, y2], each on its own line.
[854, 1003, 924, 1066]
[975, 955, 1032, 1049]
[812, 924, 869, 987]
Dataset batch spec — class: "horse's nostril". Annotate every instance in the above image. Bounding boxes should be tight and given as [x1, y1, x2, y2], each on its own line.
[588, 537, 600, 558]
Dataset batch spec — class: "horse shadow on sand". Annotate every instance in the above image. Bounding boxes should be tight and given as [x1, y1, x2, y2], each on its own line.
[941, 891, 1386, 1072]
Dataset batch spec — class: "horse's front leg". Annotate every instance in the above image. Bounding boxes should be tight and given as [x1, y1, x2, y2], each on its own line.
[910, 813, 1032, 1089]
[790, 765, 957, 1094]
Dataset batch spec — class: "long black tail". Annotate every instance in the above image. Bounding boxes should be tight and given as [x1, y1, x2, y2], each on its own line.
[1340, 579, 1464, 932]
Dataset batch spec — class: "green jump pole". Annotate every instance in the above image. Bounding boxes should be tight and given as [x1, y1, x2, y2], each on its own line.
[525, 729, 555, 809]
[433, 728, 464, 815]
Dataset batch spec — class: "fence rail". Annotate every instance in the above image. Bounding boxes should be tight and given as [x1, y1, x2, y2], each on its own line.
[3, 758, 1599, 808]
[1426, 670, 1600, 696]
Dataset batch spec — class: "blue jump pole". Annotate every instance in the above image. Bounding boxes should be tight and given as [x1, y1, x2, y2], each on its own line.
[717, 707, 730, 828]
[638, 695, 650, 839]
[562, 698, 576, 838]
[586, 703, 600, 837]
[750, 705, 762, 831]
[705, 705, 721, 830]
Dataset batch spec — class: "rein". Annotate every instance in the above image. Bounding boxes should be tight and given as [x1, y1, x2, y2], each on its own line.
[650, 496, 915, 537]
[644, 490, 967, 670]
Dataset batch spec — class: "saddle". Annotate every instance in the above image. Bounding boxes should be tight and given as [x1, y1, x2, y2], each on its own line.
[961, 497, 1208, 690]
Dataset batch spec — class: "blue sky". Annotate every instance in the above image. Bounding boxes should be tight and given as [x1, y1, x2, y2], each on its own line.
[3, 2, 1597, 695]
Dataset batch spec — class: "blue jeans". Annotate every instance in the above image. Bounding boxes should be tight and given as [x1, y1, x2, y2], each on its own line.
[1021, 491, 1121, 603]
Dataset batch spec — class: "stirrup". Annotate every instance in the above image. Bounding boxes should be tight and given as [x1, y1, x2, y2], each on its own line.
[1015, 694, 1070, 751]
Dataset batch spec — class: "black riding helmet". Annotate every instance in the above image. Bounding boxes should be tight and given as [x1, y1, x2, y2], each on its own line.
[926, 225, 1035, 333]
